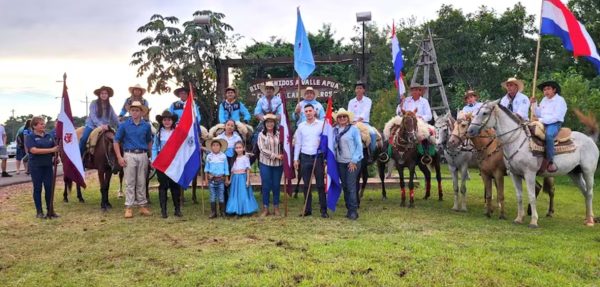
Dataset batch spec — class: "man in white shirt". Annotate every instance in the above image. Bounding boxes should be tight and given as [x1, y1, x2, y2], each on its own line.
[0, 124, 11, 177]
[531, 81, 567, 172]
[293, 104, 327, 218]
[462, 90, 483, 114]
[499, 77, 530, 121]
[348, 81, 376, 157]
[399, 83, 433, 122]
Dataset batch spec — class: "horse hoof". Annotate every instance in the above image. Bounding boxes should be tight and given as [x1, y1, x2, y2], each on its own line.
[585, 217, 595, 226]
[499, 215, 507, 220]
[101, 207, 108, 212]
[408, 202, 415, 208]
[118, 192, 123, 198]
[422, 196, 430, 200]
[513, 220, 523, 225]
[78, 198, 85, 203]
[438, 198, 443, 202]
[452, 207, 460, 212]
[460, 209, 467, 213]
[546, 213, 553, 218]
[63, 198, 68, 203]
[106, 203, 112, 209]
[382, 196, 387, 201]
[400, 201, 406, 207]
[528, 224, 539, 229]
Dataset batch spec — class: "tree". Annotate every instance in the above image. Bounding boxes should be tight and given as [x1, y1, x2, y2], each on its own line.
[3, 114, 54, 142]
[130, 11, 239, 127]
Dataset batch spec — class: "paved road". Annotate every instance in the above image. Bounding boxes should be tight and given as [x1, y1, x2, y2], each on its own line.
[0, 158, 64, 187]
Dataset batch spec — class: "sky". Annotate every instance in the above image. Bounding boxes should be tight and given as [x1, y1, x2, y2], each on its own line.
[0, 0, 539, 124]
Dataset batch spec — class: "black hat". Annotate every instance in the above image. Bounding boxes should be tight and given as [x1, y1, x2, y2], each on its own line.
[537, 81, 561, 94]
[354, 81, 366, 88]
[225, 86, 236, 93]
[155, 110, 178, 123]
[173, 87, 190, 97]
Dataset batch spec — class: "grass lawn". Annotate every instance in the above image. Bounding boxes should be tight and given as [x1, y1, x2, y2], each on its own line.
[1, 169, 600, 287]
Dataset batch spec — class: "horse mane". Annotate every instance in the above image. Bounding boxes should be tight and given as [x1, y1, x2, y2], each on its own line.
[496, 102, 523, 124]
[574, 108, 599, 143]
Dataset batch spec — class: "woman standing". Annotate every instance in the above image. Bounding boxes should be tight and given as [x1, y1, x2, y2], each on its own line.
[333, 108, 363, 220]
[256, 114, 283, 216]
[79, 86, 119, 155]
[25, 116, 59, 219]
[151, 111, 182, 218]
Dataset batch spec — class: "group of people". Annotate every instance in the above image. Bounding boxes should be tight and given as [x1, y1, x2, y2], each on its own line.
[23, 76, 567, 220]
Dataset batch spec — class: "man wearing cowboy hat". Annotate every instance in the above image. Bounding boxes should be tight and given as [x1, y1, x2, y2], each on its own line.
[293, 86, 325, 125]
[462, 90, 483, 114]
[399, 83, 433, 122]
[333, 108, 363, 220]
[79, 85, 120, 154]
[119, 84, 150, 121]
[114, 101, 153, 218]
[530, 80, 567, 172]
[168, 86, 202, 125]
[218, 86, 251, 124]
[500, 77, 530, 121]
[254, 81, 283, 121]
[348, 81, 377, 157]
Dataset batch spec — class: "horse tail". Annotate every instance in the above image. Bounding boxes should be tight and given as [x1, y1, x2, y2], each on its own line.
[573, 108, 599, 143]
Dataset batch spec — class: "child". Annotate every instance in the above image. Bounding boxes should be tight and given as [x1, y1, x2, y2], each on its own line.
[151, 111, 182, 218]
[226, 141, 258, 216]
[204, 138, 229, 219]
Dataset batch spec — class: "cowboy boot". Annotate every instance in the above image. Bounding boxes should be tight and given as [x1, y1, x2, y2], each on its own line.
[209, 203, 217, 219]
[173, 192, 183, 217]
[124, 207, 133, 218]
[159, 188, 168, 218]
[139, 206, 152, 216]
[260, 206, 269, 217]
[273, 206, 281, 216]
[219, 202, 226, 217]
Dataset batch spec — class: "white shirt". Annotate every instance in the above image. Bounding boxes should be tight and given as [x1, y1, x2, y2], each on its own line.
[462, 102, 483, 114]
[348, 96, 372, 123]
[400, 96, 433, 122]
[500, 92, 530, 121]
[0, 125, 5, 146]
[293, 119, 323, 160]
[216, 132, 242, 149]
[231, 155, 251, 171]
[533, 94, 567, 124]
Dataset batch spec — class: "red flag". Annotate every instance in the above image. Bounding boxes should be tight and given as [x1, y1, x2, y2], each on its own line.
[56, 75, 86, 188]
[279, 89, 295, 195]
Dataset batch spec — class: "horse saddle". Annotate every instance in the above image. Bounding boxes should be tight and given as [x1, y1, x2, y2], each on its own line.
[86, 127, 106, 155]
[529, 121, 572, 143]
[528, 124, 576, 157]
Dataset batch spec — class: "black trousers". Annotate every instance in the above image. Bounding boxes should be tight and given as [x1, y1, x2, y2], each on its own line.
[157, 171, 181, 211]
[300, 153, 326, 214]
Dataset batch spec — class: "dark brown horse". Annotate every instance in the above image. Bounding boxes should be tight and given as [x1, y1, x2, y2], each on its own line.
[356, 131, 388, 203]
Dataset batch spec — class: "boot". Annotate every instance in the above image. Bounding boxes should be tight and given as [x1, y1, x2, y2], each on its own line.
[2, 171, 12, 177]
[273, 206, 281, 216]
[219, 202, 226, 217]
[209, 203, 217, 219]
[260, 206, 269, 217]
[139, 206, 152, 216]
[124, 208, 133, 218]
[173, 195, 183, 217]
[159, 188, 168, 218]
[160, 201, 168, 218]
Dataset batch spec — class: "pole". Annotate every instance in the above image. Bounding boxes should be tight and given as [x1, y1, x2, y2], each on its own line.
[530, 0, 544, 122]
[284, 177, 289, 217]
[49, 140, 61, 216]
[200, 166, 205, 215]
[361, 21, 366, 81]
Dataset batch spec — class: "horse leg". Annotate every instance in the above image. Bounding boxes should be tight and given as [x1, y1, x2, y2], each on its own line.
[418, 163, 431, 200]
[360, 161, 368, 199]
[494, 171, 506, 220]
[510, 173, 525, 225]
[435, 158, 443, 201]
[77, 184, 85, 203]
[543, 177, 555, 217]
[98, 170, 107, 211]
[191, 174, 198, 204]
[582, 171, 595, 226]
[105, 171, 113, 209]
[63, 178, 71, 203]
[524, 171, 539, 228]
[378, 160, 387, 200]
[399, 165, 406, 207]
[450, 165, 459, 211]
[481, 173, 493, 217]
[528, 180, 542, 216]
[459, 164, 468, 212]
[569, 171, 594, 226]
[408, 164, 416, 208]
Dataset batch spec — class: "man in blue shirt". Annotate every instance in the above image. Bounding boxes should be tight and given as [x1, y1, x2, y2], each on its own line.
[218, 86, 251, 123]
[114, 101, 153, 218]
[254, 81, 283, 121]
[168, 87, 202, 125]
[293, 87, 325, 125]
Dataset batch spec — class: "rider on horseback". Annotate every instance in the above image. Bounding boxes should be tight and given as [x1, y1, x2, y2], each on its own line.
[168, 86, 202, 125]
[348, 81, 377, 161]
[462, 90, 483, 114]
[400, 83, 434, 164]
[218, 86, 251, 124]
[119, 84, 150, 122]
[293, 86, 325, 125]
[79, 86, 119, 155]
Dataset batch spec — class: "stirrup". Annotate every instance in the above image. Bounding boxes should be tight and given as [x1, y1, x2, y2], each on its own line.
[421, 155, 432, 165]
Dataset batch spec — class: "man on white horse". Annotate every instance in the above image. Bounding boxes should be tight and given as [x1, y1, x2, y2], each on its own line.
[348, 81, 377, 160]
[530, 81, 567, 173]
[500, 77, 530, 121]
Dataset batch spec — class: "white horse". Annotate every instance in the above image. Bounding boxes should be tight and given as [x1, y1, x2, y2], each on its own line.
[435, 112, 476, 212]
[467, 100, 598, 228]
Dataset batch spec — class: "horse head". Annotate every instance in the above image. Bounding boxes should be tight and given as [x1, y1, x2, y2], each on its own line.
[400, 111, 419, 143]
[448, 116, 471, 149]
[467, 99, 500, 137]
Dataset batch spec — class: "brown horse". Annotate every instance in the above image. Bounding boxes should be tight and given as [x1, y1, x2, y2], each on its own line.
[449, 116, 555, 218]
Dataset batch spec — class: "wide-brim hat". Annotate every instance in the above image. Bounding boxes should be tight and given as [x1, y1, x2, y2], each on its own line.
[263, 114, 279, 123]
[354, 81, 366, 88]
[127, 100, 149, 115]
[94, 86, 114, 97]
[225, 86, 236, 93]
[173, 87, 190, 97]
[128, 84, 146, 96]
[501, 77, 525, 92]
[334, 108, 354, 122]
[409, 83, 427, 90]
[259, 81, 280, 94]
[155, 110, 178, 123]
[301, 86, 319, 98]
[537, 80, 561, 94]
[464, 90, 479, 99]
[205, 138, 228, 152]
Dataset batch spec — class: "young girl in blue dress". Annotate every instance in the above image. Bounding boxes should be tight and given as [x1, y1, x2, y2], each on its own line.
[226, 141, 258, 216]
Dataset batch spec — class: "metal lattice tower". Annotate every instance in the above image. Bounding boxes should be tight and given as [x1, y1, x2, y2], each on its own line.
[410, 28, 450, 115]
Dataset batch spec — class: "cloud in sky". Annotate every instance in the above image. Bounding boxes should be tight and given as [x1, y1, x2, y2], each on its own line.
[0, 0, 538, 122]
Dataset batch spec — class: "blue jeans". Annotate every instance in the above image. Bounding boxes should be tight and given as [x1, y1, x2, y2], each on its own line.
[545, 122, 561, 162]
[259, 163, 283, 207]
[79, 126, 94, 155]
[338, 161, 360, 214]
[30, 165, 53, 213]
[362, 122, 377, 153]
[209, 180, 225, 203]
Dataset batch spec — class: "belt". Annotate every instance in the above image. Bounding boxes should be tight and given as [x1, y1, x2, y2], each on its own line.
[300, 153, 323, 158]
[124, 149, 147, 154]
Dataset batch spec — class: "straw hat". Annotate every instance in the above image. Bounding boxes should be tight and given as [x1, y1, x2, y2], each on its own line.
[127, 101, 149, 115]
[205, 138, 228, 153]
[155, 110, 178, 123]
[334, 108, 354, 122]
[225, 86, 236, 93]
[409, 83, 427, 90]
[464, 90, 479, 100]
[501, 77, 525, 92]
[263, 114, 278, 123]
[128, 84, 146, 96]
[301, 86, 319, 98]
[93, 86, 114, 97]
[259, 81, 280, 94]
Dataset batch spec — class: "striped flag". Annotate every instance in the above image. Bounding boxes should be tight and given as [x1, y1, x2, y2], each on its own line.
[391, 21, 406, 101]
[56, 75, 86, 188]
[279, 90, 295, 195]
[541, 0, 600, 73]
[152, 86, 201, 187]
[320, 97, 341, 211]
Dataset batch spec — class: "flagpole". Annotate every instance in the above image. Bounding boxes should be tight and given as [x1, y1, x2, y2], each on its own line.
[530, 0, 544, 122]
[189, 82, 206, 215]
